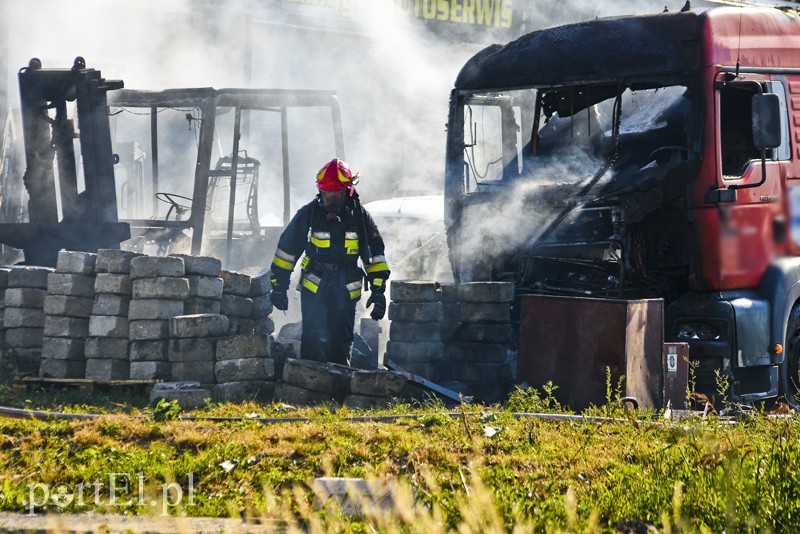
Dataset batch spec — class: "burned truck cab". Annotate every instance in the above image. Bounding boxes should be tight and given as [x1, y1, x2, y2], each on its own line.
[445, 7, 800, 405]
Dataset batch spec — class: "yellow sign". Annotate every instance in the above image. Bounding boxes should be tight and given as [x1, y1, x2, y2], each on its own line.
[278, 0, 514, 29]
[395, 0, 514, 28]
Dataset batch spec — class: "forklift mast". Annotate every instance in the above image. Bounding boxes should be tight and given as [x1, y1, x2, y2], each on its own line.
[0, 57, 130, 266]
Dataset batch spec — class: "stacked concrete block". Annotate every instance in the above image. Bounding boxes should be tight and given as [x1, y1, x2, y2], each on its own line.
[275, 359, 354, 405]
[168, 313, 228, 383]
[3, 266, 52, 376]
[344, 369, 410, 409]
[213, 333, 275, 402]
[439, 282, 516, 403]
[249, 271, 275, 335]
[149, 381, 212, 410]
[84, 249, 139, 380]
[384, 281, 445, 380]
[127, 255, 190, 380]
[0, 268, 10, 348]
[171, 254, 223, 315]
[220, 270, 255, 335]
[39, 252, 96, 378]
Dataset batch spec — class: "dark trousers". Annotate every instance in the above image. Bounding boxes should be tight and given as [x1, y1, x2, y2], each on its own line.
[300, 270, 357, 365]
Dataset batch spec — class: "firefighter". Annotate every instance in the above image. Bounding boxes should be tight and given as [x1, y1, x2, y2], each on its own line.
[269, 158, 390, 365]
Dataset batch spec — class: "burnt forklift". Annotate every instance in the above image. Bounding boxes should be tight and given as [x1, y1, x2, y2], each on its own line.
[0, 58, 347, 270]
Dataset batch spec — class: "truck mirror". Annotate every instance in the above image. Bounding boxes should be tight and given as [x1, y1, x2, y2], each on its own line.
[752, 93, 782, 149]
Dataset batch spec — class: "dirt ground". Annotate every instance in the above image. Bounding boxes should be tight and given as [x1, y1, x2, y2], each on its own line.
[0, 512, 283, 533]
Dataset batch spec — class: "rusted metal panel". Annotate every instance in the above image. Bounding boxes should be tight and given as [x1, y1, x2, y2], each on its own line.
[663, 342, 689, 410]
[517, 295, 664, 410]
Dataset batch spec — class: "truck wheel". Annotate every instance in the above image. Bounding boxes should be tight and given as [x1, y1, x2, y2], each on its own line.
[784, 305, 800, 406]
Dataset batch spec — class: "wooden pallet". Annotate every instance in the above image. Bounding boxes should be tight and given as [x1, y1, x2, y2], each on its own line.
[12, 377, 162, 394]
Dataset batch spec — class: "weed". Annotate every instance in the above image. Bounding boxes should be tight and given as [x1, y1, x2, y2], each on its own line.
[152, 399, 181, 422]
[505, 382, 564, 413]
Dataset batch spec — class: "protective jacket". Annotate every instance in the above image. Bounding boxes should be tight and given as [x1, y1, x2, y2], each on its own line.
[270, 193, 390, 363]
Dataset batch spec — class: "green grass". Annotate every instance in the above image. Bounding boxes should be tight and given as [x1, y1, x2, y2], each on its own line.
[0, 383, 798, 532]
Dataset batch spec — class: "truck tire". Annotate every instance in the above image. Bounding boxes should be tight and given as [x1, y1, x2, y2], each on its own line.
[784, 305, 800, 406]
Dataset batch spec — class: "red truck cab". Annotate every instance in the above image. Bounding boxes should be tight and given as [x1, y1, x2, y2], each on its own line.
[444, 6, 800, 405]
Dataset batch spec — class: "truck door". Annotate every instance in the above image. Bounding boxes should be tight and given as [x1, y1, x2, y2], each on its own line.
[715, 79, 790, 288]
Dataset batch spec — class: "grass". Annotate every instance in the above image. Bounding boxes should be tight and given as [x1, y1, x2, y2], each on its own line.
[0, 382, 798, 532]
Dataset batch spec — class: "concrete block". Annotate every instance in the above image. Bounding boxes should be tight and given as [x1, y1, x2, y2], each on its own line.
[227, 317, 255, 335]
[170, 361, 215, 383]
[445, 342, 509, 364]
[129, 361, 171, 380]
[456, 282, 515, 303]
[386, 361, 440, 381]
[168, 338, 216, 362]
[3, 348, 41, 376]
[274, 381, 335, 406]
[94, 273, 132, 295]
[249, 271, 272, 297]
[56, 251, 97, 275]
[92, 294, 131, 316]
[251, 295, 273, 317]
[129, 319, 170, 341]
[4, 307, 45, 328]
[384, 341, 444, 363]
[440, 283, 459, 302]
[130, 255, 185, 279]
[128, 299, 184, 320]
[216, 334, 270, 360]
[458, 303, 511, 323]
[132, 277, 190, 300]
[8, 266, 53, 289]
[5, 288, 47, 308]
[88, 315, 129, 338]
[220, 270, 251, 297]
[215, 358, 272, 383]
[254, 316, 275, 335]
[150, 382, 212, 409]
[95, 249, 140, 274]
[282, 358, 353, 395]
[312, 477, 398, 515]
[0, 268, 10, 289]
[439, 362, 512, 383]
[129, 340, 169, 362]
[42, 337, 85, 360]
[213, 380, 275, 403]
[183, 297, 221, 315]
[343, 394, 393, 410]
[389, 280, 441, 303]
[387, 302, 443, 322]
[350, 369, 408, 397]
[454, 324, 513, 344]
[43, 316, 89, 339]
[39, 359, 85, 379]
[186, 276, 223, 299]
[85, 358, 130, 380]
[44, 295, 94, 318]
[170, 314, 229, 339]
[169, 254, 221, 277]
[221, 294, 253, 318]
[85, 337, 130, 360]
[47, 273, 95, 298]
[5, 328, 44, 348]
[388, 321, 441, 343]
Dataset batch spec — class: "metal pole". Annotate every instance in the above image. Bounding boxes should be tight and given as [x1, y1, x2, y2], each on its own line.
[150, 106, 158, 217]
[225, 107, 242, 266]
[280, 106, 290, 226]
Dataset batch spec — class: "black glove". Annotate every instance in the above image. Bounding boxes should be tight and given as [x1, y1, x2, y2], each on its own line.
[270, 288, 289, 311]
[366, 292, 386, 321]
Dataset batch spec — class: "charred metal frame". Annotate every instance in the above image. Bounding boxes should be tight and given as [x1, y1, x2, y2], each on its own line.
[0, 58, 130, 265]
[108, 88, 346, 265]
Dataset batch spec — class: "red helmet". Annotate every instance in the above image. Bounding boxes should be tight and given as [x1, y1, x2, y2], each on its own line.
[316, 158, 356, 191]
